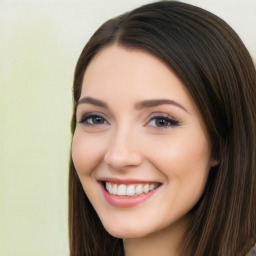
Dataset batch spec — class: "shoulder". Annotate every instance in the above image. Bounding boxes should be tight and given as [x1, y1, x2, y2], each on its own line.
[246, 243, 256, 256]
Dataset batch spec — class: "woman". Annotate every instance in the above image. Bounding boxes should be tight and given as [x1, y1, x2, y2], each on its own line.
[69, 1, 256, 255]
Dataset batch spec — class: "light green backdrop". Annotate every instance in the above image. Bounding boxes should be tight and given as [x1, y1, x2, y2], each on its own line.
[0, 1, 255, 255]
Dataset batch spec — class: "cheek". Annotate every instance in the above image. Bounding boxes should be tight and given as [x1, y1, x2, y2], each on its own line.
[148, 129, 212, 187]
[171, 142, 211, 174]
[71, 130, 105, 176]
[149, 135, 211, 220]
[172, 129, 210, 169]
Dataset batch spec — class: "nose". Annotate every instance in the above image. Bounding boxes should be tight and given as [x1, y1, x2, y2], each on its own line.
[104, 128, 143, 170]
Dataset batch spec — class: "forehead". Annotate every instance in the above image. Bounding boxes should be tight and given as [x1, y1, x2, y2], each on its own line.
[82, 45, 188, 98]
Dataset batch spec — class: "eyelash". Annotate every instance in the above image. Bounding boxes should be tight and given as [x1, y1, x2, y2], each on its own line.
[79, 113, 109, 126]
[148, 115, 180, 128]
[78, 113, 180, 128]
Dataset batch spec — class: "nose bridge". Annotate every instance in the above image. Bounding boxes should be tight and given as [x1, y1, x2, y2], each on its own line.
[104, 123, 142, 169]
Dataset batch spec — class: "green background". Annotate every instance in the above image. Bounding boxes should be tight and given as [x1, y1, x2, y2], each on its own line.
[0, 0, 255, 255]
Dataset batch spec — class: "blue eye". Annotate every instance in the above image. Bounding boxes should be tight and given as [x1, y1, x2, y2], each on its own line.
[148, 116, 179, 128]
[80, 114, 108, 125]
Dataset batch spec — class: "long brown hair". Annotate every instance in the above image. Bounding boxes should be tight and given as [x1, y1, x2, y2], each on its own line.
[69, 1, 256, 255]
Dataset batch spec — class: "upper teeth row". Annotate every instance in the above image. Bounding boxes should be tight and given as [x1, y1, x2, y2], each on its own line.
[105, 182, 158, 197]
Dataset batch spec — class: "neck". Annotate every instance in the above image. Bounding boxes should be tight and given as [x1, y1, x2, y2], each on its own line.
[123, 216, 188, 256]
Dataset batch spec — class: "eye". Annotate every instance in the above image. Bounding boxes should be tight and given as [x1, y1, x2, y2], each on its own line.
[148, 116, 180, 128]
[79, 114, 108, 126]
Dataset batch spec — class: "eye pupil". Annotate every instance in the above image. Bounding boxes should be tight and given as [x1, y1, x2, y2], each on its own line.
[93, 116, 104, 124]
[156, 118, 168, 126]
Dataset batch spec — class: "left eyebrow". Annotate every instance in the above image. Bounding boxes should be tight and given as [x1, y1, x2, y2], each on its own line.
[134, 99, 188, 113]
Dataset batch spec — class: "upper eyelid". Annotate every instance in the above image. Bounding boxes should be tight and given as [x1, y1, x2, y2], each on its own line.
[146, 112, 180, 121]
[149, 116, 179, 123]
[77, 112, 109, 123]
[148, 112, 182, 125]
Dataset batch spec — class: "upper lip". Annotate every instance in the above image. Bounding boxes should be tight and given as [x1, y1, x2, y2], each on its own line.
[98, 178, 162, 185]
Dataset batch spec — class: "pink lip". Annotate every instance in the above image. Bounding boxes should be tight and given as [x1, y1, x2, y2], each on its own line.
[99, 181, 161, 208]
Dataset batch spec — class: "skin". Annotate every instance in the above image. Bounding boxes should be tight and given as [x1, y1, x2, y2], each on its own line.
[72, 44, 217, 256]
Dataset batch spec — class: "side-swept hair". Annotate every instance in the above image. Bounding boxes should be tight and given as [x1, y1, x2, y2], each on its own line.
[69, 1, 256, 255]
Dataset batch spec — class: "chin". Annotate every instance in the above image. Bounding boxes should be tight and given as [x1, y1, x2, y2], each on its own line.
[106, 228, 150, 239]
[100, 220, 148, 239]
[101, 218, 160, 239]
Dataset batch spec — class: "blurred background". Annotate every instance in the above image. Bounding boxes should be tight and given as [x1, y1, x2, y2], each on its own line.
[0, 0, 255, 255]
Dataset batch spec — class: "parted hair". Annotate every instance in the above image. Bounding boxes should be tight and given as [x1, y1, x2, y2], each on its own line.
[69, 1, 256, 255]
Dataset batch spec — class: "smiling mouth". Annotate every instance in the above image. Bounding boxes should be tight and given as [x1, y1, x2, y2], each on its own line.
[104, 182, 161, 197]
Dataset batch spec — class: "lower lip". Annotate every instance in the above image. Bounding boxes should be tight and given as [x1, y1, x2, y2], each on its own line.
[99, 182, 160, 207]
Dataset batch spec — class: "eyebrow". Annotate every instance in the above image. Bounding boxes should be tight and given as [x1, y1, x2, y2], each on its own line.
[77, 97, 108, 108]
[77, 97, 188, 113]
[135, 99, 188, 113]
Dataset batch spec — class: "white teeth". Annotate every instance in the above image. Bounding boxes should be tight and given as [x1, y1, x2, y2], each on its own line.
[105, 182, 159, 197]
[108, 183, 113, 194]
[135, 184, 143, 195]
[117, 184, 126, 196]
[149, 184, 155, 191]
[143, 184, 149, 193]
[112, 184, 118, 195]
[127, 185, 136, 196]
[106, 182, 110, 192]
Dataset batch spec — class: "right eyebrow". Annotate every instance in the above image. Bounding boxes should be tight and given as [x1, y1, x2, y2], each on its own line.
[76, 97, 109, 108]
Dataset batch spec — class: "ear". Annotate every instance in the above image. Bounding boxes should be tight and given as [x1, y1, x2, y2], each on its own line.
[210, 147, 219, 168]
[210, 158, 219, 168]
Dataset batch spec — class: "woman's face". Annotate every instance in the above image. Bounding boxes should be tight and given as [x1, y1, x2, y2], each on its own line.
[72, 45, 217, 239]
